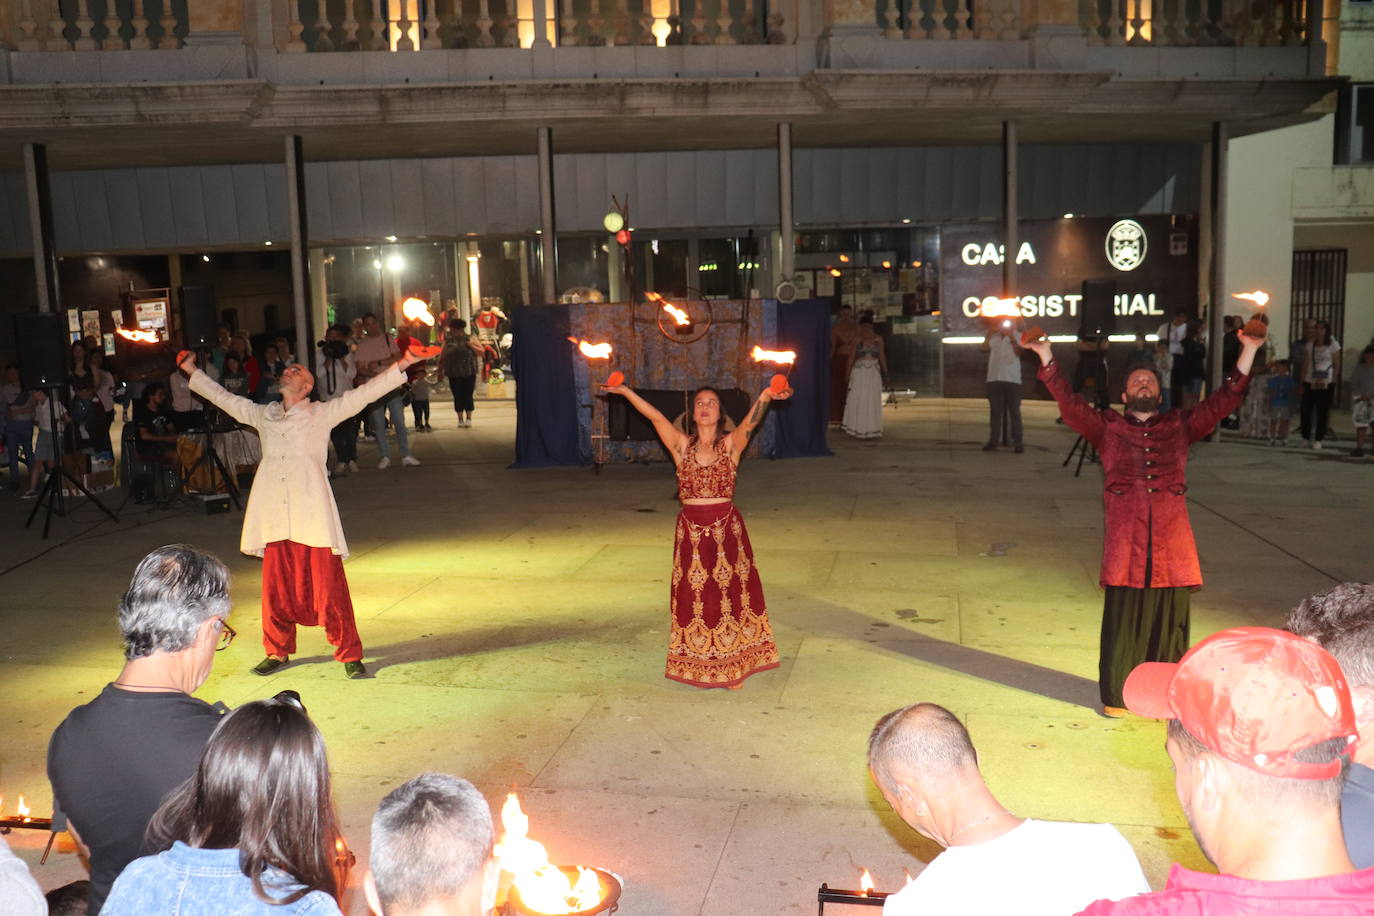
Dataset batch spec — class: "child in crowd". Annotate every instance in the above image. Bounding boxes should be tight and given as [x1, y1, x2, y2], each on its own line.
[1351, 346, 1374, 458]
[410, 374, 431, 432]
[1153, 341, 1173, 413]
[22, 390, 66, 499]
[1267, 359, 1296, 446]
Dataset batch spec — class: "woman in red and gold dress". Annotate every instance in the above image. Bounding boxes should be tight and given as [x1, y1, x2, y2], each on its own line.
[603, 382, 788, 689]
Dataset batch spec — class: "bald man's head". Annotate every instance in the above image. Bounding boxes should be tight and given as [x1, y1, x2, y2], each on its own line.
[867, 703, 978, 796]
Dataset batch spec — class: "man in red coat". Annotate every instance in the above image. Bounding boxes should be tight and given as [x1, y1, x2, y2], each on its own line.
[1024, 327, 1265, 717]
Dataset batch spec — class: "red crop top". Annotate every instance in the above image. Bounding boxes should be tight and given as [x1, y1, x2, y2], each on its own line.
[676, 435, 736, 500]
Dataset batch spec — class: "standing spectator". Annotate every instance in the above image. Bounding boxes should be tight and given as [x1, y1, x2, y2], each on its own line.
[47, 545, 231, 915]
[980, 318, 1023, 453]
[88, 347, 117, 436]
[1266, 359, 1297, 446]
[868, 703, 1148, 915]
[354, 313, 419, 468]
[1300, 320, 1342, 449]
[228, 334, 261, 395]
[22, 389, 66, 499]
[1156, 310, 1189, 407]
[1350, 346, 1374, 458]
[1176, 320, 1207, 410]
[1286, 583, 1374, 868]
[169, 346, 216, 431]
[259, 344, 287, 403]
[103, 695, 344, 915]
[2, 364, 35, 492]
[1291, 316, 1318, 363]
[1236, 312, 1274, 439]
[219, 352, 250, 398]
[316, 324, 359, 474]
[840, 312, 887, 440]
[1077, 626, 1370, 915]
[410, 373, 431, 432]
[275, 335, 296, 367]
[439, 319, 483, 429]
[1153, 340, 1174, 413]
[829, 305, 860, 425]
[365, 774, 498, 916]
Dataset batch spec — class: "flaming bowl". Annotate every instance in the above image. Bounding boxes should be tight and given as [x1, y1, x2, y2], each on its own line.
[505, 866, 623, 916]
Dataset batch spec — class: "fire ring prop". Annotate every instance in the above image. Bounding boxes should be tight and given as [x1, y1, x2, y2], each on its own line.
[504, 866, 623, 916]
[647, 292, 713, 345]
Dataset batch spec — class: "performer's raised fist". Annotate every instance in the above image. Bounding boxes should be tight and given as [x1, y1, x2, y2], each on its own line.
[176, 350, 196, 374]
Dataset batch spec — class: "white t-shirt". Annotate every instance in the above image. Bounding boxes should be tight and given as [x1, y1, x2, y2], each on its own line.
[882, 819, 1149, 916]
[985, 334, 1021, 384]
[1157, 321, 1187, 355]
[1304, 339, 1341, 384]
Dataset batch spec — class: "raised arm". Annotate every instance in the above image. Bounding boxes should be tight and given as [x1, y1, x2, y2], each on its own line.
[1025, 338, 1106, 445]
[181, 353, 265, 427]
[321, 360, 410, 424]
[727, 384, 791, 459]
[603, 384, 688, 459]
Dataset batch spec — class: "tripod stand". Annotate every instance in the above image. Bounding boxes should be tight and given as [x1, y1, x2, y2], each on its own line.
[168, 416, 242, 509]
[1062, 435, 1099, 477]
[25, 390, 119, 538]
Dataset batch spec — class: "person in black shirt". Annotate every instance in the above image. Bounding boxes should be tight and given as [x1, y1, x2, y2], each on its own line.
[47, 545, 232, 915]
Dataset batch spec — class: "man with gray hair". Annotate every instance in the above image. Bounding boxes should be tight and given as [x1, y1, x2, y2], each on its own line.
[365, 773, 498, 916]
[868, 703, 1148, 915]
[47, 544, 232, 914]
[1287, 582, 1374, 868]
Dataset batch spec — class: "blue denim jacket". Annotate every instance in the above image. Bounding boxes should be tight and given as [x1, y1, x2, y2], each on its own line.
[101, 842, 342, 915]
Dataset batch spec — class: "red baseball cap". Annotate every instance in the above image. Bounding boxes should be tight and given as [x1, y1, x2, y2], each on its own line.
[1123, 626, 1357, 779]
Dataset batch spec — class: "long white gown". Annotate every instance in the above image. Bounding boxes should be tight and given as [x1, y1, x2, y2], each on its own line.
[841, 343, 884, 439]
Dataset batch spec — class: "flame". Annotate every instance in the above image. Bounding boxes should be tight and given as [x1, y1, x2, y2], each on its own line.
[566, 337, 612, 360]
[979, 298, 1022, 320]
[859, 868, 874, 896]
[750, 345, 797, 366]
[646, 291, 691, 327]
[828, 268, 842, 278]
[116, 328, 160, 343]
[1231, 290, 1270, 308]
[17, 796, 30, 822]
[495, 793, 605, 914]
[402, 297, 435, 326]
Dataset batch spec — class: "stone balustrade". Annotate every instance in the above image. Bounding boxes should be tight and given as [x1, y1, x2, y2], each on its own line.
[0, 0, 1321, 53]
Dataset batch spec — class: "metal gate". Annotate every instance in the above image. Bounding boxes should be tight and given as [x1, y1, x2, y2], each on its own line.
[1291, 249, 1348, 346]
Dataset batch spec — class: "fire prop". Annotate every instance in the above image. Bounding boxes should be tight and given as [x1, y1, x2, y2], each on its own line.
[605, 371, 624, 388]
[979, 298, 1023, 326]
[495, 793, 622, 916]
[646, 291, 691, 329]
[1242, 319, 1269, 340]
[0, 795, 53, 833]
[406, 342, 442, 360]
[817, 870, 891, 911]
[1019, 325, 1047, 346]
[567, 338, 613, 360]
[116, 328, 160, 344]
[750, 345, 797, 366]
[1231, 290, 1270, 309]
[402, 297, 436, 326]
[769, 373, 790, 394]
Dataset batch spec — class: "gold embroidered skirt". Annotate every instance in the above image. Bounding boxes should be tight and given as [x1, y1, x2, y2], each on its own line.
[666, 502, 780, 688]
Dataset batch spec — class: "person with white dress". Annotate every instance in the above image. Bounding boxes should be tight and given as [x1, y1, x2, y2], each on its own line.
[841, 313, 887, 440]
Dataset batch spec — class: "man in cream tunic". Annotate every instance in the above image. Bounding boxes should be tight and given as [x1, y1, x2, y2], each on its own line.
[178, 346, 426, 678]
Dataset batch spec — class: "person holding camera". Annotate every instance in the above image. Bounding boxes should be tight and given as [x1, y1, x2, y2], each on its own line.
[316, 325, 359, 474]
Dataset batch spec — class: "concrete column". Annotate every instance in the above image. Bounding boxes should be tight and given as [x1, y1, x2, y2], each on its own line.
[310, 248, 329, 337]
[778, 122, 794, 294]
[608, 239, 624, 303]
[1002, 120, 1018, 299]
[531, 0, 552, 47]
[1197, 140, 1212, 321]
[22, 143, 59, 314]
[537, 127, 557, 304]
[285, 135, 316, 366]
[1207, 121, 1229, 441]
[168, 254, 184, 340]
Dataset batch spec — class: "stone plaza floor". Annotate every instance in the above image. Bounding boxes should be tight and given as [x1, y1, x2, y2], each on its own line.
[1, 394, 1370, 914]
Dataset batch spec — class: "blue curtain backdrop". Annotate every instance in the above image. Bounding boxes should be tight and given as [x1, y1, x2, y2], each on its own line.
[769, 298, 834, 460]
[510, 306, 581, 468]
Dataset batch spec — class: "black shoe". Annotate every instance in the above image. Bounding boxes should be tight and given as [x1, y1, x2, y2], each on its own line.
[343, 660, 367, 679]
[1013, 444, 1024, 454]
[981, 442, 997, 452]
[252, 655, 289, 676]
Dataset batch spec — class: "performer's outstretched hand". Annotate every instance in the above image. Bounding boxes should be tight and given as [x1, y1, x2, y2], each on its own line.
[176, 350, 197, 375]
[1024, 337, 1054, 366]
[762, 385, 793, 401]
[602, 383, 631, 397]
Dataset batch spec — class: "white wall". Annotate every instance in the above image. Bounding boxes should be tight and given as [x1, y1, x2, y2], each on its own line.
[1224, 118, 1334, 349]
[1294, 222, 1374, 380]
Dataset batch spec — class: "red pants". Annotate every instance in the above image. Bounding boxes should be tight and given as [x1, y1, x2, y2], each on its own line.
[261, 540, 363, 663]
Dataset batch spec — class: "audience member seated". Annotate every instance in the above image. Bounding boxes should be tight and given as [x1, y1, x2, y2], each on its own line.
[45, 880, 92, 916]
[1077, 626, 1373, 914]
[47, 545, 231, 914]
[0, 833, 45, 916]
[219, 352, 251, 398]
[133, 381, 178, 458]
[365, 773, 498, 916]
[1287, 583, 1374, 869]
[868, 703, 1149, 915]
[102, 692, 344, 915]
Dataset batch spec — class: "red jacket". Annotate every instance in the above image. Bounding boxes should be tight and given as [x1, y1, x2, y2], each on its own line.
[1075, 862, 1374, 914]
[1038, 360, 1249, 589]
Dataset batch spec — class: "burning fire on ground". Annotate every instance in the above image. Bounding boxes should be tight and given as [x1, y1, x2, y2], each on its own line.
[495, 793, 607, 914]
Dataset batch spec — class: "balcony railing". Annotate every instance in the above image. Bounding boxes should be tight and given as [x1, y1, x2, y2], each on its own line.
[3, 0, 188, 50]
[1078, 0, 1318, 45]
[286, 0, 788, 49]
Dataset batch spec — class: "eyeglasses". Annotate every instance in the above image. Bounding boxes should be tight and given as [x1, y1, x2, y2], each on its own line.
[215, 619, 236, 652]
